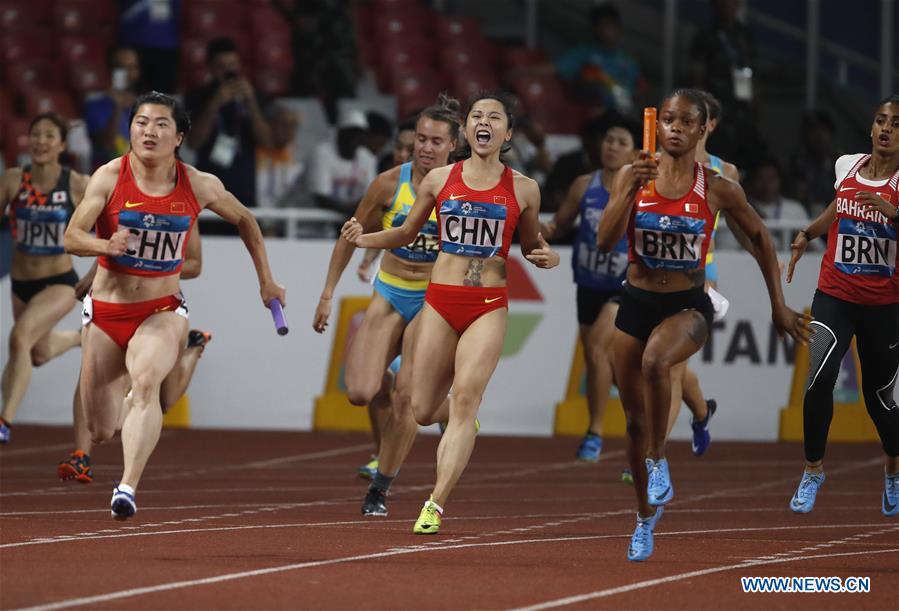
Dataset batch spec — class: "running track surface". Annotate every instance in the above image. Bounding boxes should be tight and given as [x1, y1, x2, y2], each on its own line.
[1, 426, 897, 610]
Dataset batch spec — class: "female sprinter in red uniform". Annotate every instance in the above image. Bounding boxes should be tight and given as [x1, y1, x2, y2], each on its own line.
[786, 94, 899, 516]
[342, 91, 559, 533]
[64, 91, 284, 519]
[0, 113, 87, 443]
[597, 89, 810, 561]
[57, 226, 210, 483]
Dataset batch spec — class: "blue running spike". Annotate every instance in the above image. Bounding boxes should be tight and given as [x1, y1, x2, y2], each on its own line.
[883, 472, 899, 517]
[627, 506, 664, 561]
[647, 458, 674, 506]
[790, 471, 825, 513]
[576, 433, 602, 462]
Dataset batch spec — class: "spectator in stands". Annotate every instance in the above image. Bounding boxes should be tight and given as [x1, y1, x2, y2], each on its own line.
[273, 0, 360, 119]
[744, 156, 810, 250]
[507, 114, 553, 186]
[787, 109, 842, 215]
[83, 46, 142, 167]
[256, 103, 303, 211]
[542, 116, 607, 215]
[554, 3, 644, 114]
[365, 111, 393, 159]
[689, 0, 764, 169]
[118, 0, 181, 93]
[308, 109, 377, 215]
[378, 119, 416, 173]
[186, 37, 272, 207]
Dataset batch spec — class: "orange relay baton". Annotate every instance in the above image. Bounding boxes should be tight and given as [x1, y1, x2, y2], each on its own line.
[642, 107, 657, 198]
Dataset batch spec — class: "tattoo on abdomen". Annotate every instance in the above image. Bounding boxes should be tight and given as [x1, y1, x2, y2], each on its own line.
[464, 259, 485, 286]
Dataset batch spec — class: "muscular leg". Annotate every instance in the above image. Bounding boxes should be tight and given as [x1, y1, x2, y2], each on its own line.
[666, 362, 687, 436]
[409, 305, 456, 427]
[642, 311, 708, 460]
[159, 343, 205, 412]
[119, 313, 188, 490]
[802, 293, 856, 470]
[431, 309, 506, 507]
[680, 366, 707, 421]
[582, 302, 618, 436]
[79, 325, 128, 445]
[72, 377, 92, 453]
[1, 286, 77, 423]
[30, 329, 81, 366]
[855, 304, 899, 474]
[613, 330, 652, 518]
[377, 316, 422, 478]
[344, 294, 405, 406]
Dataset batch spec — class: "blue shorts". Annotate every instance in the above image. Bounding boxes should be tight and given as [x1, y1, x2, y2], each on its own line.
[373, 273, 426, 323]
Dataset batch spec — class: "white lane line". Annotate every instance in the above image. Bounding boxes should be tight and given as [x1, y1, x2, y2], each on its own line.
[510, 525, 899, 611]
[2, 508, 891, 551]
[12, 528, 898, 611]
[0, 442, 101, 457]
[0, 443, 374, 498]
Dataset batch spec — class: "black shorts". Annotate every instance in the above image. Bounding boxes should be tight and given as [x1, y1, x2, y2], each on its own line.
[11, 269, 79, 304]
[576, 285, 621, 326]
[614, 283, 714, 342]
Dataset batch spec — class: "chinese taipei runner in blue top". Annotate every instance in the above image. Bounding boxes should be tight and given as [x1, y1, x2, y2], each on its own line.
[785, 94, 899, 518]
[542, 111, 640, 462]
[597, 89, 811, 561]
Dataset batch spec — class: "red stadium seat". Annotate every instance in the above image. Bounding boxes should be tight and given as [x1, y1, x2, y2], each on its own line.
[440, 42, 493, 74]
[0, 2, 39, 30]
[376, 41, 434, 92]
[253, 36, 293, 70]
[450, 72, 499, 102]
[249, 6, 290, 40]
[184, 1, 244, 36]
[398, 92, 439, 120]
[434, 15, 480, 43]
[373, 11, 432, 42]
[23, 89, 77, 120]
[253, 68, 291, 97]
[513, 75, 581, 134]
[52, 0, 115, 33]
[180, 38, 209, 72]
[390, 69, 444, 101]
[0, 31, 52, 66]
[69, 61, 110, 95]
[500, 46, 548, 71]
[3, 116, 31, 168]
[57, 35, 106, 68]
[7, 60, 64, 95]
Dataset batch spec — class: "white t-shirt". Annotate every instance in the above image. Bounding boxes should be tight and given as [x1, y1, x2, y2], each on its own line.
[308, 141, 377, 209]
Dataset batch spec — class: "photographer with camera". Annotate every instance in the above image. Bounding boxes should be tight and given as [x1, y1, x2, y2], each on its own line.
[185, 37, 272, 208]
[84, 46, 143, 167]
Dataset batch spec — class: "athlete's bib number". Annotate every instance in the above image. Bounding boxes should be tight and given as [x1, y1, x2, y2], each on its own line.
[576, 242, 627, 277]
[439, 199, 507, 258]
[834, 218, 897, 277]
[390, 214, 439, 262]
[113, 210, 191, 273]
[634, 212, 706, 271]
[14, 206, 68, 255]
